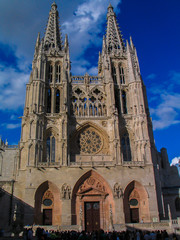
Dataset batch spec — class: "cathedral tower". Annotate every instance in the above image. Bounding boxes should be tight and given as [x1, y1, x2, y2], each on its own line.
[16, 2, 160, 228]
[3, 3, 179, 232]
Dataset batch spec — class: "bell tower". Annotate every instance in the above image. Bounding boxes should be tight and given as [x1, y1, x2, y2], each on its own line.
[20, 2, 70, 169]
[98, 3, 156, 166]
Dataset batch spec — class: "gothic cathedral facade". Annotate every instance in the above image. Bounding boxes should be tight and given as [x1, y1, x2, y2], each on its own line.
[0, 2, 180, 232]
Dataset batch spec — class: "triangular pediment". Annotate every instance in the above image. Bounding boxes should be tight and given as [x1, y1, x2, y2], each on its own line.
[77, 186, 108, 197]
[76, 175, 109, 198]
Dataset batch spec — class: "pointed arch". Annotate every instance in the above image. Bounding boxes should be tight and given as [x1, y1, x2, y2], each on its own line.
[123, 180, 150, 223]
[71, 170, 114, 231]
[44, 127, 58, 163]
[34, 181, 61, 225]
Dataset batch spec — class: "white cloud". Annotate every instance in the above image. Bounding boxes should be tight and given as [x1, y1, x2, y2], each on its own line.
[62, 0, 121, 74]
[146, 73, 157, 80]
[171, 156, 180, 166]
[0, 65, 29, 110]
[150, 93, 180, 130]
[6, 123, 21, 129]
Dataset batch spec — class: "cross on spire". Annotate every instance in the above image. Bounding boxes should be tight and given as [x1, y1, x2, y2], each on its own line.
[44, 2, 62, 51]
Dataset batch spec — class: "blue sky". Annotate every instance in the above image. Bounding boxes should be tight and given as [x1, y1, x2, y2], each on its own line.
[0, 0, 180, 163]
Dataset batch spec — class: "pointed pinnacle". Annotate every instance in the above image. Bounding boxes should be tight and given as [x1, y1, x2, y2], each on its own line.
[108, 3, 113, 9]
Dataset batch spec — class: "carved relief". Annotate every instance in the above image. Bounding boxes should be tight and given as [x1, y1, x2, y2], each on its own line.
[42, 190, 54, 201]
[78, 176, 107, 195]
[61, 183, 71, 199]
[113, 183, 123, 199]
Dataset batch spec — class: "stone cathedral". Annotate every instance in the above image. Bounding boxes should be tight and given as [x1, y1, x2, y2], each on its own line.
[0, 2, 180, 232]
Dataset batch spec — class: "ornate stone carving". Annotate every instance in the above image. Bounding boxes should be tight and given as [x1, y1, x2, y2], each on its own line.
[61, 183, 71, 199]
[42, 190, 54, 201]
[78, 129, 102, 154]
[78, 176, 107, 195]
[113, 183, 123, 198]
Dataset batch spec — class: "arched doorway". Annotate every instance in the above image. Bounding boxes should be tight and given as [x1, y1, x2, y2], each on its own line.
[123, 181, 150, 223]
[34, 181, 61, 225]
[71, 170, 114, 231]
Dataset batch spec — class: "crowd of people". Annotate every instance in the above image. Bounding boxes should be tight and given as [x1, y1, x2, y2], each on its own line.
[23, 228, 179, 240]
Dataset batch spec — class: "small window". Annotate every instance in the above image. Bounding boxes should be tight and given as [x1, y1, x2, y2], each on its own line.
[129, 199, 138, 206]
[119, 64, 125, 84]
[55, 89, 60, 113]
[56, 64, 61, 83]
[48, 64, 53, 83]
[122, 90, 127, 114]
[121, 133, 131, 161]
[46, 134, 56, 163]
[47, 89, 51, 113]
[111, 63, 117, 84]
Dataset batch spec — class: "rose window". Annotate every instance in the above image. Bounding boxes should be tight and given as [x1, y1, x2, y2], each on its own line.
[78, 129, 102, 154]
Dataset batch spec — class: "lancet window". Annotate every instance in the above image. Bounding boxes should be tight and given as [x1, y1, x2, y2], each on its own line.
[115, 88, 120, 114]
[48, 64, 53, 83]
[122, 90, 127, 114]
[56, 89, 60, 113]
[56, 64, 61, 83]
[46, 133, 56, 163]
[111, 63, 117, 84]
[47, 89, 51, 113]
[71, 88, 106, 117]
[121, 133, 131, 162]
[119, 64, 125, 84]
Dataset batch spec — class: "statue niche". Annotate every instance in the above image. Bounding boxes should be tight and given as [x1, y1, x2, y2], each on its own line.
[61, 183, 71, 200]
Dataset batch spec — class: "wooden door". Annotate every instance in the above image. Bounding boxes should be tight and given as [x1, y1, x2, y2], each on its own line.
[43, 209, 52, 225]
[85, 202, 100, 232]
[130, 208, 139, 223]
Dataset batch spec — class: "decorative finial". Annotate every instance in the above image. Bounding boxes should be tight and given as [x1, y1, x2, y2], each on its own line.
[108, 3, 113, 9]
[51, 1, 57, 10]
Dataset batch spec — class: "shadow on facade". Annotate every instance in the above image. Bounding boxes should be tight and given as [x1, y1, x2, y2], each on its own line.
[0, 187, 34, 234]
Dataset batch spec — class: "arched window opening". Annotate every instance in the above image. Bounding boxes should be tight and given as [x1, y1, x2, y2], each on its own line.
[46, 137, 50, 162]
[115, 88, 120, 114]
[111, 63, 117, 84]
[121, 133, 131, 162]
[55, 89, 60, 113]
[48, 64, 53, 83]
[122, 90, 127, 114]
[175, 198, 180, 211]
[119, 64, 125, 84]
[52, 137, 55, 162]
[56, 64, 61, 83]
[47, 89, 51, 113]
[46, 134, 56, 163]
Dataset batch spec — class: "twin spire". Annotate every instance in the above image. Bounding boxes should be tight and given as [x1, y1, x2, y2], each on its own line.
[36, 2, 125, 55]
[44, 2, 62, 50]
[105, 4, 125, 53]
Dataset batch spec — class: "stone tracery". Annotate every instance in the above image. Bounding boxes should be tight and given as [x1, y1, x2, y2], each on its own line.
[78, 129, 102, 154]
[71, 87, 107, 117]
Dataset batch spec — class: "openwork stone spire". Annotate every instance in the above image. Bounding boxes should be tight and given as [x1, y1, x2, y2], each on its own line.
[44, 2, 62, 50]
[106, 4, 125, 53]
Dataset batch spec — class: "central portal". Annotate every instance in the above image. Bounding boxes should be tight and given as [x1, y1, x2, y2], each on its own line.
[85, 202, 100, 232]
